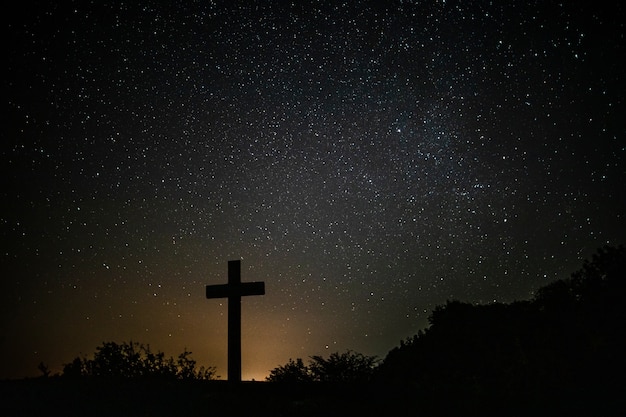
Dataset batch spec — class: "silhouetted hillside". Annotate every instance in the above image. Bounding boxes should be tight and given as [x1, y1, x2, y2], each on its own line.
[375, 245, 626, 416]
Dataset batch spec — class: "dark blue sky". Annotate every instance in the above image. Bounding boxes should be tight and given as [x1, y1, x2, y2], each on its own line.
[3, 0, 625, 380]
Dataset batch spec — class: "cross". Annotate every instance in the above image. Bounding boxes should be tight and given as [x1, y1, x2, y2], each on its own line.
[205, 260, 265, 382]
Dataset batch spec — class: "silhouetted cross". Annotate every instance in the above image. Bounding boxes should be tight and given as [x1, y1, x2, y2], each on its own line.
[205, 260, 265, 382]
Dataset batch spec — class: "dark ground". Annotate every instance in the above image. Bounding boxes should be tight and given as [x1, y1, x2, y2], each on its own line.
[1, 378, 379, 417]
[2, 376, 624, 417]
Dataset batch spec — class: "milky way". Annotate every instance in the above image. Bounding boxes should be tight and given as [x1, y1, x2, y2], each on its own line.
[4, 1, 625, 380]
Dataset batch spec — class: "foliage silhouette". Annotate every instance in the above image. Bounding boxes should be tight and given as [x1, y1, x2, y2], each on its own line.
[62, 341, 216, 380]
[267, 350, 378, 383]
[309, 351, 379, 383]
[37, 362, 51, 378]
[266, 358, 312, 383]
[376, 245, 626, 416]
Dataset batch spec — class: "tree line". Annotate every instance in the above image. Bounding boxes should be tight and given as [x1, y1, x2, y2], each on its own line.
[40, 245, 624, 414]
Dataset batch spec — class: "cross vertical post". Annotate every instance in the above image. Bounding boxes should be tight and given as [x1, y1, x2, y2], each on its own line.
[227, 259, 242, 382]
[205, 260, 265, 382]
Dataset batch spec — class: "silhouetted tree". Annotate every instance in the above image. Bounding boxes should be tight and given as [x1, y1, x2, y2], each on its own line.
[61, 341, 216, 380]
[266, 358, 312, 383]
[534, 245, 626, 311]
[531, 245, 626, 405]
[176, 348, 216, 380]
[267, 351, 378, 383]
[37, 362, 51, 378]
[375, 245, 626, 416]
[309, 351, 379, 383]
[62, 356, 89, 377]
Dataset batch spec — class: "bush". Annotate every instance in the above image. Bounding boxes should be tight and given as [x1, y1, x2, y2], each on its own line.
[62, 341, 216, 380]
[267, 351, 378, 383]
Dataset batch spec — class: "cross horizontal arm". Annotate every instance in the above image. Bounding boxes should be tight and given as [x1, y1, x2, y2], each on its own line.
[205, 284, 230, 299]
[206, 282, 265, 299]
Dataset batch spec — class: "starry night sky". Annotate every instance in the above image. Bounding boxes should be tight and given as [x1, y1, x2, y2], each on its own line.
[3, 1, 625, 380]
